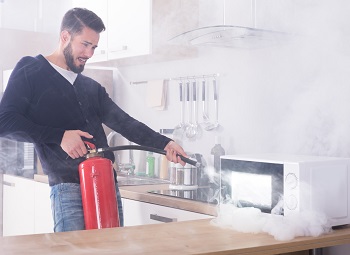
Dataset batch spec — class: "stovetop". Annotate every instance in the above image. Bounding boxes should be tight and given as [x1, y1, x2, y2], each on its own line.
[148, 187, 219, 205]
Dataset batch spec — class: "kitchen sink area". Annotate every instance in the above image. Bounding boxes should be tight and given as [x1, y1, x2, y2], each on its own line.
[116, 172, 170, 186]
[33, 172, 170, 186]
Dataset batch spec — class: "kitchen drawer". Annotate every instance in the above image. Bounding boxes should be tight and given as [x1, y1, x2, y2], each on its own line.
[122, 198, 213, 226]
[3, 175, 35, 236]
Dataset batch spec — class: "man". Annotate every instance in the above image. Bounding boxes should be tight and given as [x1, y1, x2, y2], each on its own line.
[0, 8, 187, 232]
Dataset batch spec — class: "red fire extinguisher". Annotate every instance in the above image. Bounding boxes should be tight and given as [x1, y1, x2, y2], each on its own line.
[78, 142, 120, 230]
[78, 141, 199, 230]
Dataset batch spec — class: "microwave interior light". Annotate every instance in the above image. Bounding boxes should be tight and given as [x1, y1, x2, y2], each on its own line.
[231, 171, 272, 211]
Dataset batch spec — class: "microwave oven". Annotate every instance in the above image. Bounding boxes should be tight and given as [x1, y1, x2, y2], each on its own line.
[220, 154, 350, 227]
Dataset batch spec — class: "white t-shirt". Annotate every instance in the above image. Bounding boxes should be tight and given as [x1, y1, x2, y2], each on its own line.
[49, 62, 78, 85]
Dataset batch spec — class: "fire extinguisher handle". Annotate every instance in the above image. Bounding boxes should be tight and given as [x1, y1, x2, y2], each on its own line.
[84, 141, 96, 150]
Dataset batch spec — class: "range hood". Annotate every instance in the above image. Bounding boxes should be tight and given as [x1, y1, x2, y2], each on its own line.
[169, 0, 288, 49]
[169, 25, 287, 49]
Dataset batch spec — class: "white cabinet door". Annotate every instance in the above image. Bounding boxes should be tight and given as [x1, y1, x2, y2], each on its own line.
[34, 181, 54, 234]
[122, 198, 213, 227]
[220, 0, 296, 32]
[3, 175, 54, 236]
[0, 0, 71, 33]
[107, 0, 151, 59]
[72, 0, 151, 62]
[3, 175, 35, 236]
[255, 0, 296, 31]
[0, 0, 40, 32]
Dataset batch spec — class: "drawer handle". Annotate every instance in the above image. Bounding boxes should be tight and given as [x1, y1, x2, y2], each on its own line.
[150, 214, 177, 223]
[3, 181, 15, 187]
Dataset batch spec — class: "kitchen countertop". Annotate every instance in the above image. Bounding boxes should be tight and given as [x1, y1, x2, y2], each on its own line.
[33, 174, 218, 216]
[1, 219, 350, 255]
[119, 184, 217, 216]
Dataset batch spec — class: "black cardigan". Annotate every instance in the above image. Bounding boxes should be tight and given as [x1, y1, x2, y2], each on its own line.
[0, 55, 170, 186]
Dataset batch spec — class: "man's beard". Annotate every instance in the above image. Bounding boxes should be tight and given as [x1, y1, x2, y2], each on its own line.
[63, 42, 85, 73]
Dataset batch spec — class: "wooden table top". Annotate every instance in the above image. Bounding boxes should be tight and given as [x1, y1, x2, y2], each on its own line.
[1, 219, 350, 255]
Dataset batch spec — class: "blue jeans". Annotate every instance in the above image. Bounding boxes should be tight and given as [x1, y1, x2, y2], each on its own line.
[50, 182, 124, 232]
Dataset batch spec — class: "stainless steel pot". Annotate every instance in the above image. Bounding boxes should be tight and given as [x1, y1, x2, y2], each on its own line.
[189, 153, 208, 187]
[184, 164, 197, 186]
[169, 163, 185, 185]
[169, 153, 206, 187]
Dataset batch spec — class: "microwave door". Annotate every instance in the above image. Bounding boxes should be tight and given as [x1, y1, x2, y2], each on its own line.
[221, 159, 284, 215]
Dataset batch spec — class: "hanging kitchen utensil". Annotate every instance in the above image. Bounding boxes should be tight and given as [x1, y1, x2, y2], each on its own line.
[185, 81, 196, 139]
[192, 80, 202, 138]
[202, 80, 210, 124]
[201, 79, 216, 131]
[186, 81, 198, 139]
[173, 81, 186, 139]
[205, 79, 220, 131]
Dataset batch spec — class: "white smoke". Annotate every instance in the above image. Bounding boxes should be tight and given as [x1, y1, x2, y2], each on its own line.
[266, 0, 350, 157]
[211, 204, 332, 241]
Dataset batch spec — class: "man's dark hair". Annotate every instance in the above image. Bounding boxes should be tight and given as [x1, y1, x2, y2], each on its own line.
[60, 8, 105, 36]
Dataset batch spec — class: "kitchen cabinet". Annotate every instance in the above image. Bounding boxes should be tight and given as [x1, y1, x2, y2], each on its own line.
[0, 0, 39, 32]
[72, 0, 151, 62]
[2, 175, 35, 236]
[34, 181, 54, 234]
[0, 0, 71, 33]
[225, 0, 303, 33]
[107, 0, 151, 60]
[254, 0, 296, 32]
[201, 0, 295, 32]
[122, 198, 213, 226]
[72, 0, 197, 64]
[114, 0, 198, 66]
[2, 175, 53, 236]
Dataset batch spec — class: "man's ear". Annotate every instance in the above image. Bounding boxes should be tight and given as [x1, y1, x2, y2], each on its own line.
[61, 30, 71, 43]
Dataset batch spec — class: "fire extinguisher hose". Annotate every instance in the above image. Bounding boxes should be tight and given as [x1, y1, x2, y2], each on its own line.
[93, 145, 200, 167]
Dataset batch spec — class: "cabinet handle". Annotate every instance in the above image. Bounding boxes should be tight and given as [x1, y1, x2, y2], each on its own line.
[109, 45, 128, 53]
[96, 49, 106, 54]
[3, 181, 15, 187]
[150, 214, 177, 223]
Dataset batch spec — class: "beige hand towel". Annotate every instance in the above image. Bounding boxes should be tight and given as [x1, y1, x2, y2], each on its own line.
[146, 79, 167, 110]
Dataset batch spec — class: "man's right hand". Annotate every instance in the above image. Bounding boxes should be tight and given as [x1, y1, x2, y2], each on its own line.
[60, 130, 93, 159]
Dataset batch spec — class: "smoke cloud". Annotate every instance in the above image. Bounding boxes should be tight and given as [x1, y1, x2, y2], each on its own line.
[211, 204, 332, 241]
